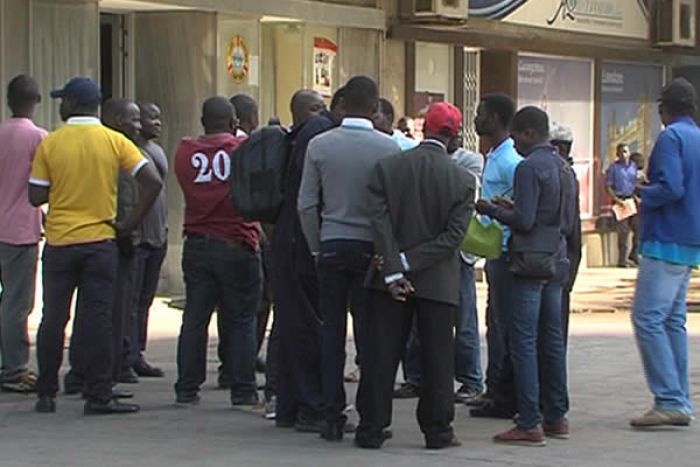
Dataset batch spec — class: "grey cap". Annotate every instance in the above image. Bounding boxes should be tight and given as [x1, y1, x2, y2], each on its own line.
[550, 121, 573, 143]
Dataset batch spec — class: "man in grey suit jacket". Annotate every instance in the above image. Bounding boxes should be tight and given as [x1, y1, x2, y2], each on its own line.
[355, 102, 476, 450]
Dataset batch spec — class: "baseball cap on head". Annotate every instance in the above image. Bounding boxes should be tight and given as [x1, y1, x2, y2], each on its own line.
[424, 102, 462, 137]
[50, 77, 101, 107]
[658, 77, 697, 109]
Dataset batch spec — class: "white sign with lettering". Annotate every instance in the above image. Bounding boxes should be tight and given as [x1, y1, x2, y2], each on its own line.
[504, 0, 649, 39]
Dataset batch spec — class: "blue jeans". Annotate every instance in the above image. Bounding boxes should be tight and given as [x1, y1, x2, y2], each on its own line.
[318, 239, 372, 425]
[402, 261, 483, 390]
[632, 256, 693, 414]
[509, 275, 568, 430]
[175, 236, 261, 403]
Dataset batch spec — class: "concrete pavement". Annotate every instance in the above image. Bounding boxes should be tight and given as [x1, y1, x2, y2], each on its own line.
[2, 267, 700, 466]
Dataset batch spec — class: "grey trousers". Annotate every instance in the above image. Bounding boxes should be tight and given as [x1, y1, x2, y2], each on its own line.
[0, 242, 37, 379]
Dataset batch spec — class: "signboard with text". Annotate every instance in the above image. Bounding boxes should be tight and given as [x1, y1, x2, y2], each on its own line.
[469, 0, 650, 39]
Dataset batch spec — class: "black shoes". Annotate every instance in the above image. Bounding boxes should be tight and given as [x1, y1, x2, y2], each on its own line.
[392, 382, 419, 399]
[455, 385, 484, 404]
[175, 394, 201, 407]
[133, 361, 164, 378]
[116, 368, 139, 384]
[425, 434, 462, 450]
[469, 403, 517, 419]
[84, 399, 140, 415]
[231, 392, 260, 407]
[354, 430, 393, 449]
[320, 422, 357, 441]
[35, 396, 56, 413]
[81, 389, 134, 400]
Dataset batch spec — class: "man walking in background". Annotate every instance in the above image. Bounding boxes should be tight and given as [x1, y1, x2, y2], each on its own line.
[298, 76, 400, 441]
[0, 75, 46, 393]
[630, 78, 700, 428]
[606, 143, 639, 268]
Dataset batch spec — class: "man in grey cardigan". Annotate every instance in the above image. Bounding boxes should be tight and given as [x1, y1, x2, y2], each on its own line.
[298, 76, 400, 441]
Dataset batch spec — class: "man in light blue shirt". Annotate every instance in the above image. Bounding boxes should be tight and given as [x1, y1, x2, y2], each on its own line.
[373, 98, 419, 151]
[469, 93, 522, 420]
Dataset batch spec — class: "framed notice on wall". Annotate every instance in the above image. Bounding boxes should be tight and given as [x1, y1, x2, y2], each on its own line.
[313, 37, 337, 98]
[518, 54, 594, 218]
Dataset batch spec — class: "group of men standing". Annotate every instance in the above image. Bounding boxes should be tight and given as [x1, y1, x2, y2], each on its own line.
[0, 69, 698, 450]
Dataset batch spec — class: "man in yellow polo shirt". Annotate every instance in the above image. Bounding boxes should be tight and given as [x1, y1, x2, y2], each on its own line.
[28, 77, 162, 415]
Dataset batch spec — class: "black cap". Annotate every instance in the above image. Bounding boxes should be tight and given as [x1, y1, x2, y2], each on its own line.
[659, 77, 697, 109]
[50, 77, 101, 107]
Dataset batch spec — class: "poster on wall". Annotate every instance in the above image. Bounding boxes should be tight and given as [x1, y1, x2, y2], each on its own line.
[600, 62, 664, 170]
[518, 54, 594, 217]
[313, 37, 337, 98]
[226, 35, 250, 84]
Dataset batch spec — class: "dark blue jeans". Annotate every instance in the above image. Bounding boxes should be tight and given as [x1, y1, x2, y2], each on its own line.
[318, 239, 373, 425]
[510, 274, 569, 430]
[484, 256, 516, 411]
[123, 242, 167, 370]
[174, 236, 261, 403]
[37, 242, 117, 403]
[402, 261, 483, 390]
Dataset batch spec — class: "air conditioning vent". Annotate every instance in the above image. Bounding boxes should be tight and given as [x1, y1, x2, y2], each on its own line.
[400, 0, 469, 20]
[653, 0, 696, 47]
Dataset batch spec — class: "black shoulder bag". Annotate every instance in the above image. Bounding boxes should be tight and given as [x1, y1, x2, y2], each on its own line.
[508, 162, 568, 280]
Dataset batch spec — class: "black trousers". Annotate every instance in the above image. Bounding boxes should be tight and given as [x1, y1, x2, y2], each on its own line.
[317, 239, 372, 425]
[272, 264, 324, 424]
[37, 242, 117, 403]
[356, 291, 456, 444]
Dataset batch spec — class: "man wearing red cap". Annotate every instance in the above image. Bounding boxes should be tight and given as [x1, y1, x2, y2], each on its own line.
[356, 102, 475, 450]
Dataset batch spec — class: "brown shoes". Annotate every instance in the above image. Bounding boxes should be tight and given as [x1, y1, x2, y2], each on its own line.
[493, 425, 546, 447]
[543, 417, 570, 439]
[630, 409, 692, 428]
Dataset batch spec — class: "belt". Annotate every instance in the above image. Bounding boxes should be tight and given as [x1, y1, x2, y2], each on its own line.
[185, 234, 248, 250]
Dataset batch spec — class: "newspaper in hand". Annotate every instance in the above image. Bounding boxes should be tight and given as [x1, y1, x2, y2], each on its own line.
[612, 198, 637, 221]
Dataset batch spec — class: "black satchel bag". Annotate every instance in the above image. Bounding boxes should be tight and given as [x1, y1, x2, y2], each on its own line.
[509, 163, 568, 280]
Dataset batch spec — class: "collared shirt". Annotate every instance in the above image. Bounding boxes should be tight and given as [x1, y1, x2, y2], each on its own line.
[481, 137, 522, 250]
[30, 116, 147, 246]
[298, 117, 400, 253]
[391, 129, 419, 151]
[605, 160, 637, 197]
[0, 118, 47, 245]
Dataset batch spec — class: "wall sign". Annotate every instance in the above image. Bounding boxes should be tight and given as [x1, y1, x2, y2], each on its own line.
[469, 0, 649, 39]
[313, 37, 337, 98]
[226, 35, 250, 84]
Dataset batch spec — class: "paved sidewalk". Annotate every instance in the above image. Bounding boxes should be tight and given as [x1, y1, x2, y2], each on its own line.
[2, 268, 699, 466]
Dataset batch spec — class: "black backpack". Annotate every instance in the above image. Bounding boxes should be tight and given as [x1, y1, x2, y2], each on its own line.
[229, 125, 291, 223]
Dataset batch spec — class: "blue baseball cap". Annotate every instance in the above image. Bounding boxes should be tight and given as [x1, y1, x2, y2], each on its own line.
[50, 77, 101, 107]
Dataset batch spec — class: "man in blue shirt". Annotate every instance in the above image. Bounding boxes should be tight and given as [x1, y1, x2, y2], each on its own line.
[469, 94, 522, 420]
[630, 78, 700, 429]
[606, 143, 639, 267]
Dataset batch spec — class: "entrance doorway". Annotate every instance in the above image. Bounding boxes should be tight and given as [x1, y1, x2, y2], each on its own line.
[100, 13, 128, 101]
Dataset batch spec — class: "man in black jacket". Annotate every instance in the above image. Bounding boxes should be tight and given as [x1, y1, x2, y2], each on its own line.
[477, 107, 573, 446]
[271, 90, 330, 432]
[356, 102, 475, 450]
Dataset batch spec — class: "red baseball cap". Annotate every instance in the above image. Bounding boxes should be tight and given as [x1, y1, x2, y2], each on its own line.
[424, 102, 462, 137]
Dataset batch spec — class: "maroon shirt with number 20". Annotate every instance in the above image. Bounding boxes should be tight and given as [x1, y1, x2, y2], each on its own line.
[174, 132, 260, 251]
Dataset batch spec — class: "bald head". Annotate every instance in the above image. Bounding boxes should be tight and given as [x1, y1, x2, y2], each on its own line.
[201, 96, 237, 135]
[102, 98, 141, 141]
[290, 90, 324, 127]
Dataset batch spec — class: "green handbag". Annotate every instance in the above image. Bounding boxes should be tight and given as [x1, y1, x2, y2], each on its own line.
[461, 216, 503, 260]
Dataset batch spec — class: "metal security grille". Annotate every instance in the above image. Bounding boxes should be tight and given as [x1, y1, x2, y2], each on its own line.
[462, 48, 480, 152]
